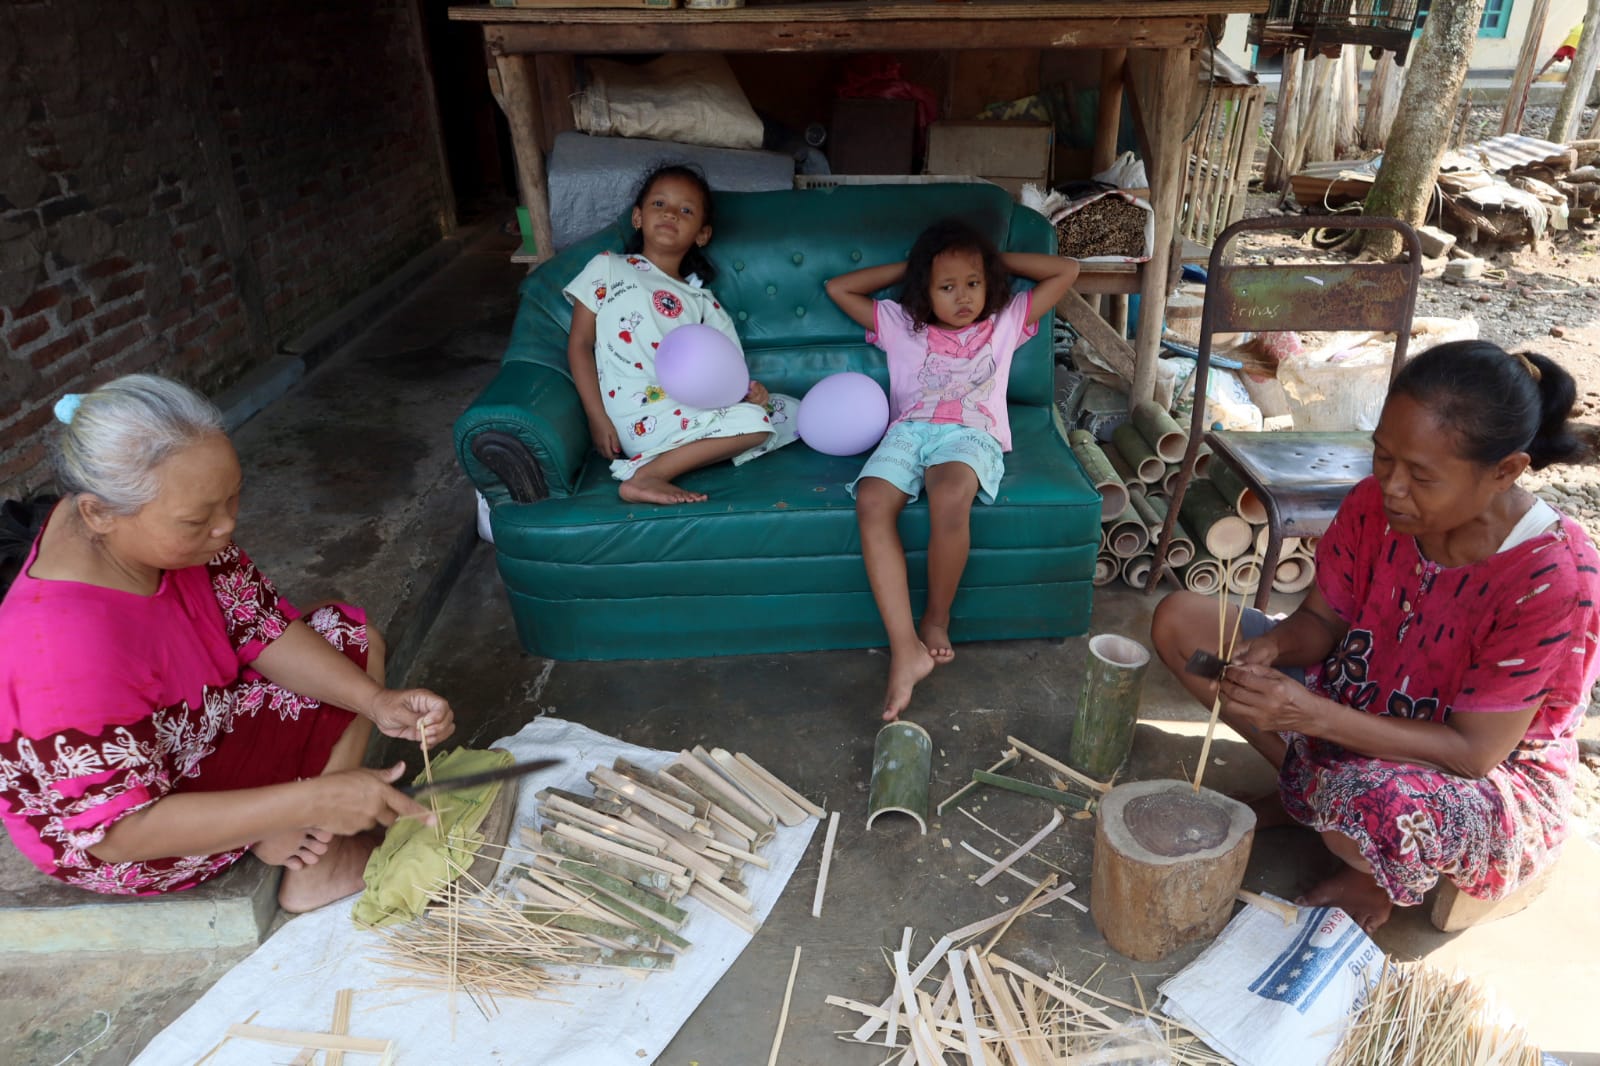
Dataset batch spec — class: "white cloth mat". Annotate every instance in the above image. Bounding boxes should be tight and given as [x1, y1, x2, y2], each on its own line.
[132, 716, 818, 1066]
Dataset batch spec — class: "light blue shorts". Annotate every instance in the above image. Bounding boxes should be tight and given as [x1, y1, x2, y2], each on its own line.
[848, 421, 1006, 505]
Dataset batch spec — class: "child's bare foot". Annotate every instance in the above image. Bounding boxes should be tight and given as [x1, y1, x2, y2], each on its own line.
[277, 833, 378, 914]
[620, 476, 707, 505]
[883, 641, 937, 721]
[251, 827, 334, 871]
[1297, 865, 1395, 933]
[918, 618, 955, 664]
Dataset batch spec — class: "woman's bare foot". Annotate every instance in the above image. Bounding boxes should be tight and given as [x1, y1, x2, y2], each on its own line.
[619, 476, 706, 505]
[1298, 865, 1395, 933]
[918, 619, 955, 664]
[277, 833, 378, 914]
[251, 827, 334, 871]
[883, 641, 938, 721]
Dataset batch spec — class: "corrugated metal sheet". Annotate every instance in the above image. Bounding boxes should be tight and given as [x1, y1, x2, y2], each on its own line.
[1444, 134, 1570, 176]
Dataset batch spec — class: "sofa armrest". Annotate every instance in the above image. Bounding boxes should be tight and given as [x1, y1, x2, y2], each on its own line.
[453, 362, 592, 503]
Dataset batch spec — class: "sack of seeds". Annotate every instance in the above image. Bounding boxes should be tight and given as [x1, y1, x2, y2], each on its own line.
[1051, 190, 1154, 263]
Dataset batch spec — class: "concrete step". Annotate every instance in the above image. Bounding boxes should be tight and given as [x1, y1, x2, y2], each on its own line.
[0, 227, 523, 953]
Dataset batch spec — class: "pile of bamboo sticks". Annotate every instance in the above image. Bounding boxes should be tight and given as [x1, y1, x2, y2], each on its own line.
[1072, 404, 1318, 596]
[1328, 960, 1543, 1066]
[370, 748, 820, 1012]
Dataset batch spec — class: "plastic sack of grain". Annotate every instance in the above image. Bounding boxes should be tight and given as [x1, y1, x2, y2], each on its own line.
[1052, 190, 1154, 263]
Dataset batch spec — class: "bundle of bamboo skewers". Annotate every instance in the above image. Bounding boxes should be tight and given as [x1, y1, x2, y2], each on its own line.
[1071, 402, 1319, 597]
[371, 747, 821, 1014]
[1327, 960, 1544, 1066]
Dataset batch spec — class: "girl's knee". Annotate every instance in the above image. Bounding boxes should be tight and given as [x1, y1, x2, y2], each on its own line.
[855, 480, 906, 523]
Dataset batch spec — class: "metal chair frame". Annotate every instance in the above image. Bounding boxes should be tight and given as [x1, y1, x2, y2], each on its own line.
[1148, 215, 1423, 606]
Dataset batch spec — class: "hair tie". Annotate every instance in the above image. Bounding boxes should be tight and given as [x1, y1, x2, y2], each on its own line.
[53, 394, 83, 425]
[1513, 352, 1542, 382]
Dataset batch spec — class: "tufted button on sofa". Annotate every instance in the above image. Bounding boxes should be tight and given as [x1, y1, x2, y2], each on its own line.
[453, 183, 1099, 661]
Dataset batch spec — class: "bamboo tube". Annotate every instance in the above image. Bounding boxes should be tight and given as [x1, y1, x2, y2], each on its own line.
[1209, 461, 1267, 524]
[1130, 493, 1194, 568]
[1195, 441, 1214, 478]
[1299, 535, 1320, 557]
[1182, 552, 1224, 594]
[1068, 429, 1131, 520]
[1178, 480, 1253, 561]
[1067, 634, 1152, 782]
[1255, 526, 1300, 558]
[1226, 555, 1262, 595]
[1272, 554, 1318, 594]
[1162, 462, 1184, 496]
[1093, 551, 1119, 587]
[1101, 439, 1141, 492]
[1121, 552, 1155, 590]
[1111, 423, 1165, 483]
[1103, 502, 1150, 558]
[1130, 399, 1187, 462]
[867, 721, 933, 833]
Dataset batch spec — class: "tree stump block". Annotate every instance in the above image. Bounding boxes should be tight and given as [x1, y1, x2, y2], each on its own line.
[1090, 780, 1255, 961]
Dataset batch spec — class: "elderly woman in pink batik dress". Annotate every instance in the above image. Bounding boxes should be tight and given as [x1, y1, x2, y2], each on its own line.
[0, 375, 455, 913]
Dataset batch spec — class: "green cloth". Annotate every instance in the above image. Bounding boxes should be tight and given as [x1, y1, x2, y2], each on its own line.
[351, 747, 513, 928]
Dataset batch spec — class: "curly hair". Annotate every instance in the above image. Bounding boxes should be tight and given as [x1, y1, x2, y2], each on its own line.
[624, 163, 718, 285]
[897, 218, 1010, 331]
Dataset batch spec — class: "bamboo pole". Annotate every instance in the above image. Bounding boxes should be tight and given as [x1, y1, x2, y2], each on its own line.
[1178, 480, 1253, 560]
[1130, 399, 1187, 462]
[1104, 502, 1151, 558]
[1067, 634, 1151, 782]
[867, 721, 933, 833]
[1112, 423, 1165, 483]
[1131, 492, 1194, 568]
[1101, 439, 1141, 492]
[1068, 429, 1131, 520]
[1208, 461, 1267, 524]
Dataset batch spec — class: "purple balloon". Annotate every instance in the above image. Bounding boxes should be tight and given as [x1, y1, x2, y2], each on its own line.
[798, 372, 891, 456]
[655, 323, 750, 410]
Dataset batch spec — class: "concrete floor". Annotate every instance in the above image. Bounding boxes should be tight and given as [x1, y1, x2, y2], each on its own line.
[3, 222, 1598, 1065]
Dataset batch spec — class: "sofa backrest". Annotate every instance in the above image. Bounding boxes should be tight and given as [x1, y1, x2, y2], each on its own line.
[505, 183, 1058, 408]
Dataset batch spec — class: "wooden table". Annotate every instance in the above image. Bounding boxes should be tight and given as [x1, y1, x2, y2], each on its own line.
[448, 0, 1261, 401]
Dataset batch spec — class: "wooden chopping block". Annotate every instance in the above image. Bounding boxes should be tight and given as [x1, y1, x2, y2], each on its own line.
[1090, 779, 1255, 962]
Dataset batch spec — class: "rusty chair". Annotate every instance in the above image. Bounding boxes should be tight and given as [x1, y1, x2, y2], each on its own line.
[1148, 216, 1423, 607]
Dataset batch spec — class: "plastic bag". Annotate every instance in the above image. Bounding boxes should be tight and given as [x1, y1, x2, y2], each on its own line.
[1094, 150, 1148, 189]
[1278, 317, 1479, 432]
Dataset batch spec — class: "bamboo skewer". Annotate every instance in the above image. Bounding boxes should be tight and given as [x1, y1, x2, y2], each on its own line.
[1192, 589, 1246, 795]
[974, 809, 1064, 888]
[811, 810, 841, 918]
[766, 945, 803, 1066]
[937, 748, 1020, 815]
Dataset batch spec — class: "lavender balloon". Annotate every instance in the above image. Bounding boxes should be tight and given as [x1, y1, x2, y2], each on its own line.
[655, 323, 750, 410]
[798, 372, 891, 456]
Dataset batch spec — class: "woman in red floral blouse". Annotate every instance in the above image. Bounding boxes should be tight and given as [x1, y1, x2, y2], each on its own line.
[1153, 340, 1599, 931]
[0, 376, 455, 912]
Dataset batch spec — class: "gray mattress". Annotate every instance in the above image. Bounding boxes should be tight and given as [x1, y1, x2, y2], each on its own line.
[548, 131, 797, 250]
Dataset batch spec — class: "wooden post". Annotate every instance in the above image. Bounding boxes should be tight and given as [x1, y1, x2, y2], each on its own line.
[1552, 0, 1600, 143]
[492, 50, 555, 265]
[1362, 49, 1407, 148]
[1128, 47, 1196, 405]
[1090, 780, 1255, 961]
[1501, 0, 1552, 135]
[1067, 634, 1152, 781]
[867, 722, 933, 833]
[1335, 45, 1361, 158]
[1093, 49, 1129, 175]
[1264, 48, 1302, 193]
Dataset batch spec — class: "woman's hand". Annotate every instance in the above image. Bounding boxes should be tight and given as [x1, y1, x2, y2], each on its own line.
[366, 687, 456, 746]
[311, 762, 433, 832]
[1227, 633, 1281, 670]
[1218, 662, 1312, 734]
[745, 379, 770, 407]
[588, 414, 622, 459]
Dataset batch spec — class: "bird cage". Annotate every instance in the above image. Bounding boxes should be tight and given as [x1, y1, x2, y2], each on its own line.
[1249, 0, 1418, 63]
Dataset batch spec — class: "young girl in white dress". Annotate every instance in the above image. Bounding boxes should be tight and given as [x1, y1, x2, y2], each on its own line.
[564, 165, 798, 505]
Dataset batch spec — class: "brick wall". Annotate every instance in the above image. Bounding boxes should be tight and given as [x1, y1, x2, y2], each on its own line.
[0, 0, 448, 499]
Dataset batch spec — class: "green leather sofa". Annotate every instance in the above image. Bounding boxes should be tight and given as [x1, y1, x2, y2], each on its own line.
[453, 183, 1100, 661]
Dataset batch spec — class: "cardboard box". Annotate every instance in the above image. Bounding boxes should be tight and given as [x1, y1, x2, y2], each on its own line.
[831, 99, 918, 176]
[925, 120, 1052, 186]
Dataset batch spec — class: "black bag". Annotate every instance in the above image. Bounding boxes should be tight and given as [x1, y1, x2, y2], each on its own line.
[0, 495, 58, 600]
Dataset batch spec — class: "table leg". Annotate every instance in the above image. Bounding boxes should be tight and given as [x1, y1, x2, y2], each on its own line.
[493, 51, 554, 264]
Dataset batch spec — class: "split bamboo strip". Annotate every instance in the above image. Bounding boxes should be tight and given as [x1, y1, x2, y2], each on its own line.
[959, 841, 1055, 895]
[767, 946, 803, 1066]
[710, 748, 807, 826]
[1005, 736, 1111, 796]
[669, 756, 776, 842]
[326, 988, 354, 1066]
[734, 752, 826, 819]
[703, 837, 770, 869]
[542, 794, 665, 849]
[688, 882, 761, 934]
[974, 809, 1064, 888]
[937, 748, 1020, 815]
[811, 810, 841, 918]
[548, 858, 690, 927]
[692, 745, 779, 826]
[1178, 480, 1253, 560]
[894, 949, 943, 1065]
[946, 951, 988, 1064]
[1068, 429, 1131, 520]
[969, 953, 1036, 1065]
[552, 819, 666, 861]
[980, 874, 1059, 955]
[611, 758, 708, 815]
[1112, 423, 1164, 483]
[972, 770, 1094, 811]
[536, 786, 630, 820]
[852, 935, 956, 1043]
[1192, 589, 1246, 796]
[224, 1025, 394, 1064]
[536, 829, 685, 895]
[698, 749, 782, 825]
[587, 767, 701, 832]
[1235, 889, 1298, 925]
[1103, 503, 1150, 558]
[1130, 400, 1187, 462]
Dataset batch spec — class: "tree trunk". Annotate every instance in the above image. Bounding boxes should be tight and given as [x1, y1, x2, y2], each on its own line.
[1362, 50, 1407, 149]
[1551, 0, 1600, 142]
[1501, 0, 1553, 134]
[1298, 53, 1340, 164]
[1264, 48, 1303, 192]
[1336, 45, 1361, 157]
[1362, 0, 1490, 260]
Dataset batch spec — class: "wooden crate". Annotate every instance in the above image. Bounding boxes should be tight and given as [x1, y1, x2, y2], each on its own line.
[1180, 84, 1266, 246]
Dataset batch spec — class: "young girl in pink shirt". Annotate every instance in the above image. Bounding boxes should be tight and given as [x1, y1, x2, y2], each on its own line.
[826, 219, 1078, 720]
